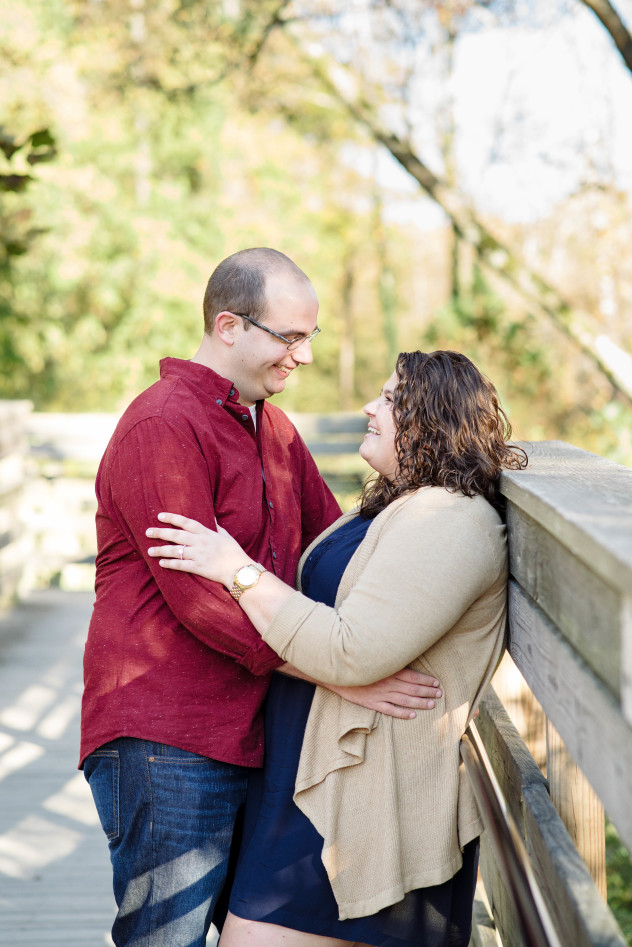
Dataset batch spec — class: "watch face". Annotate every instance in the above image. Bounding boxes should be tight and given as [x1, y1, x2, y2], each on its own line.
[236, 565, 261, 588]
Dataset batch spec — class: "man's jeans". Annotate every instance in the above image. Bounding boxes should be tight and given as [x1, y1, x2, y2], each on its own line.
[84, 737, 249, 947]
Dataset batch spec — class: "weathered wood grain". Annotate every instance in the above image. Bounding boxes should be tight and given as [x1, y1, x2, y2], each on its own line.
[0, 590, 116, 945]
[477, 691, 626, 947]
[622, 595, 632, 729]
[506, 502, 621, 694]
[500, 440, 632, 597]
[546, 720, 606, 896]
[507, 581, 632, 853]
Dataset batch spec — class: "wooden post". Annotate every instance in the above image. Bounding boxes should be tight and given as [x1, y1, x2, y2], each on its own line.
[546, 719, 607, 899]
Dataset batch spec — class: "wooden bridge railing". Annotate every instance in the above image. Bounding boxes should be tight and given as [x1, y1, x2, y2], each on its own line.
[480, 441, 632, 947]
[0, 401, 32, 609]
[0, 405, 631, 945]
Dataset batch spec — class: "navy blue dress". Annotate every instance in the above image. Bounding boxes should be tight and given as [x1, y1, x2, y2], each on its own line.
[228, 516, 479, 946]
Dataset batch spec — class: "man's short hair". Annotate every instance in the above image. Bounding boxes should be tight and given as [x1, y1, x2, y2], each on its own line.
[202, 248, 312, 334]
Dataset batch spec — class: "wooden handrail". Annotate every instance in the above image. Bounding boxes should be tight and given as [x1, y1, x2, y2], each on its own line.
[461, 722, 563, 947]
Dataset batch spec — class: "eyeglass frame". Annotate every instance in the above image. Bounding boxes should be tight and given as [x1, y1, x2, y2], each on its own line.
[229, 312, 321, 352]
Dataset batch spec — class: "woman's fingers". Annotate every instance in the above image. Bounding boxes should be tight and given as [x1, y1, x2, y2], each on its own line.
[156, 557, 197, 573]
[147, 543, 187, 559]
[156, 512, 207, 532]
[395, 668, 440, 689]
[145, 526, 194, 544]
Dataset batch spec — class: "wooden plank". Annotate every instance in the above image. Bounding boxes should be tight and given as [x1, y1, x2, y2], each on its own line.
[506, 503, 621, 695]
[479, 835, 524, 947]
[475, 687, 547, 830]
[500, 441, 632, 597]
[286, 412, 367, 437]
[492, 652, 547, 771]
[0, 590, 116, 945]
[0, 401, 31, 459]
[299, 440, 365, 455]
[468, 879, 498, 947]
[546, 720, 606, 897]
[622, 595, 632, 729]
[522, 784, 625, 947]
[507, 581, 632, 854]
[476, 690, 626, 947]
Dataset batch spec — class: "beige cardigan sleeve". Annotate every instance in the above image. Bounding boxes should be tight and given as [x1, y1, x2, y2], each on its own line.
[261, 496, 504, 686]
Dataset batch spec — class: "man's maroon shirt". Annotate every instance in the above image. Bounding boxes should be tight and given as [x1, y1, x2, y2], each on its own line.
[80, 358, 341, 767]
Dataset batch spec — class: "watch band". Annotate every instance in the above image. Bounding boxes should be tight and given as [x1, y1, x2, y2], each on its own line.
[229, 563, 266, 602]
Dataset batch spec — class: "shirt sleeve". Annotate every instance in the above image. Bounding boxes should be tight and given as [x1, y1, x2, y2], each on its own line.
[260, 502, 504, 685]
[104, 416, 283, 676]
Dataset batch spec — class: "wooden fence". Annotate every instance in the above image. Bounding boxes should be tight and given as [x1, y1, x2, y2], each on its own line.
[0, 404, 631, 944]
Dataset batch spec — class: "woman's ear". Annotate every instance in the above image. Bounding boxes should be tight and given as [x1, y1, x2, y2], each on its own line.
[214, 311, 239, 346]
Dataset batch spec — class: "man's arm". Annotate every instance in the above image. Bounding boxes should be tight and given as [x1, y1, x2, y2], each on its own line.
[106, 417, 282, 676]
[278, 663, 442, 719]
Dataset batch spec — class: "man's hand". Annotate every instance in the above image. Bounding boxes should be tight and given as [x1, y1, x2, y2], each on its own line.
[279, 664, 442, 719]
[328, 669, 442, 719]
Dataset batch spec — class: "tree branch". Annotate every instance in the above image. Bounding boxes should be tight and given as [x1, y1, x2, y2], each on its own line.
[579, 0, 632, 76]
[292, 40, 632, 403]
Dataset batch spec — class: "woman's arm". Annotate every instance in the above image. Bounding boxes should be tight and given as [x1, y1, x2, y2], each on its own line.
[259, 501, 503, 685]
[146, 512, 304, 630]
[146, 512, 444, 710]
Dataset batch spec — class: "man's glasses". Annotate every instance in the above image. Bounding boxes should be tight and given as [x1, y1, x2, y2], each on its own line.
[230, 312, 321, 352]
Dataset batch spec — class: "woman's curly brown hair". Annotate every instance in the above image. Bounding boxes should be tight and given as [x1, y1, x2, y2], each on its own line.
[359, 350, 528, 519]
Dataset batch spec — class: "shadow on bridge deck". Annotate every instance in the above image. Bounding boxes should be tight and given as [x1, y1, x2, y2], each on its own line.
[0, 589, 115, 945]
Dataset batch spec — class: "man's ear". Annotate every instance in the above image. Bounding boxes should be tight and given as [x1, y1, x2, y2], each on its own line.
[214, 311, 239, 346]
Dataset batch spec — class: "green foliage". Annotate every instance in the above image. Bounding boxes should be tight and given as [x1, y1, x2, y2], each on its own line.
[0, 0, 629, 470]
[607, 819, 632, 944]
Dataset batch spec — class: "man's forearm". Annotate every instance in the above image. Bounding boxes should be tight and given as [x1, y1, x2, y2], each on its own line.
[277, 662, 441, 718]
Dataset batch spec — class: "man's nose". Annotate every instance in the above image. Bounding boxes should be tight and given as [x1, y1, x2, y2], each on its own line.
[291, 339, 314, 365]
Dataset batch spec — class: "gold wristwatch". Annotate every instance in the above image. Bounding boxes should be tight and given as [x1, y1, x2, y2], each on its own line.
[229, 563, 267, 601]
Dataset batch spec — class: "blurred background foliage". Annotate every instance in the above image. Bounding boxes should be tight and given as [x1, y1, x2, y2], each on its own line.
[1, 0, 631, 467]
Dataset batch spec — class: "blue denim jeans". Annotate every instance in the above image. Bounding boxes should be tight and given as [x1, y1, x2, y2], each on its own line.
[84, 737, 250, 947]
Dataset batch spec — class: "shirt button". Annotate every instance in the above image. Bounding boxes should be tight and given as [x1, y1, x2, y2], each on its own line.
[242, 414, 249, 421]
[269, 500, 274, 509]
[229, 388, 235, 396]
[272, 552, 277, 560]
[216, 398, 223, 406]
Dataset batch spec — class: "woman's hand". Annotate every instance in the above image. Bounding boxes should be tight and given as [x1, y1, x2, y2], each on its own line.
[146, 512, 247, 587]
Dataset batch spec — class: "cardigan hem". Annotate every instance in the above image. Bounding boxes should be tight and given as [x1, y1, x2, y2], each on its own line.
[333, 850, 468, 920]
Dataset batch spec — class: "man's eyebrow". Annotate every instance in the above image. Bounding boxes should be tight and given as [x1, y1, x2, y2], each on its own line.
[281, 325, 319, 337]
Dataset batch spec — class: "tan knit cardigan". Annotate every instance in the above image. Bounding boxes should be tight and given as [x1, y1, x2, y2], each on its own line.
[261, 486, 507, 920]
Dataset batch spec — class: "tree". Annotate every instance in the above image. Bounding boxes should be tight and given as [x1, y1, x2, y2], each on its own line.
[270, 2, 632, 403]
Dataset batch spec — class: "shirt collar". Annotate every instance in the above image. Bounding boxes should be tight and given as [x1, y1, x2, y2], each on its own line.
[159, 357, 244, 406]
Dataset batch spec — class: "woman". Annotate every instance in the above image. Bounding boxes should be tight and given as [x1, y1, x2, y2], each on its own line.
[146, 350, 527, 947]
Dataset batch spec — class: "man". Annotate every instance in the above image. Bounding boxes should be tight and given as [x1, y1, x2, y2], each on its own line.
[80, 248, 440, 947]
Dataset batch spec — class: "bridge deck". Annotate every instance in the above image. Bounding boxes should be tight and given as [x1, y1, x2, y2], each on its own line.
[0, 590, 114, 945]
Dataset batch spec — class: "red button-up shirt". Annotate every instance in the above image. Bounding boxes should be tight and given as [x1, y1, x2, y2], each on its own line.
[80, 358, 341, 767]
